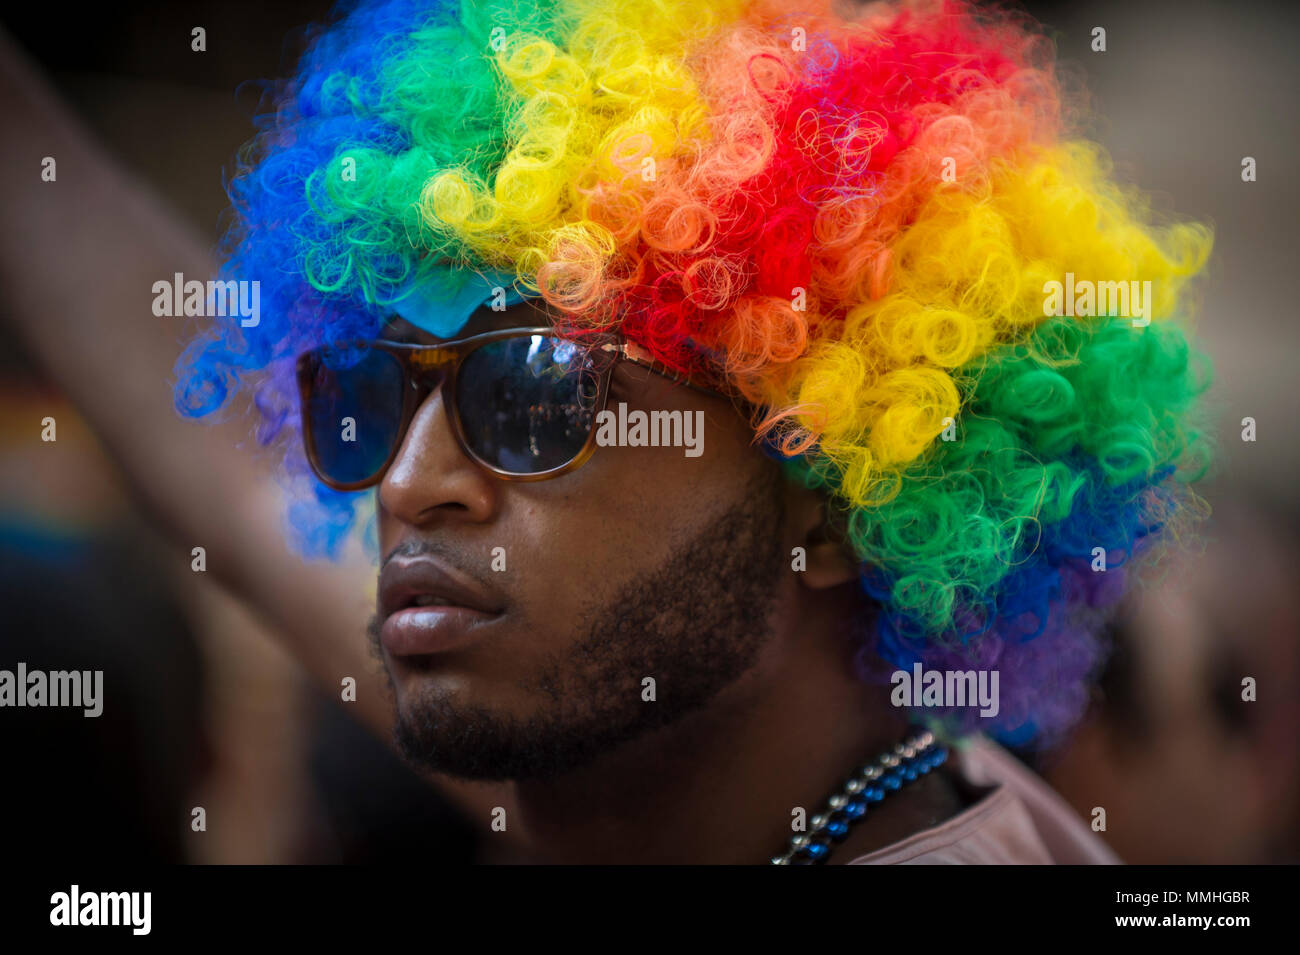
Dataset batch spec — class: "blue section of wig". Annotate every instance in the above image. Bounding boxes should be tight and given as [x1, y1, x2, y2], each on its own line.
[860, 461, 1174, 748]
[172, 0, 485, 558]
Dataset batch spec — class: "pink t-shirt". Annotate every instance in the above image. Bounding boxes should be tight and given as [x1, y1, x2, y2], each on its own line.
[847, 735, 1121, 865]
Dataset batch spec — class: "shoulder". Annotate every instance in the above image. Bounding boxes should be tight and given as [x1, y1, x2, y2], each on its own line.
[845, 735, 1122, 865]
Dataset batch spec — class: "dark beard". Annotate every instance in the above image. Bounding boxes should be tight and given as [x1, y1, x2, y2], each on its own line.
[367, 469, 788, 781]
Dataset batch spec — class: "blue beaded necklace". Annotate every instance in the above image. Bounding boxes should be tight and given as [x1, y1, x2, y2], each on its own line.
[770, 728, 948, 865]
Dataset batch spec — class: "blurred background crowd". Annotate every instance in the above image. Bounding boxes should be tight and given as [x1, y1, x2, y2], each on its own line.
[1, 0, 1296, 863]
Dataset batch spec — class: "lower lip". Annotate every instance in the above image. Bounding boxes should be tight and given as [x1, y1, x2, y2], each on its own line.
[380, 606, 500, 657]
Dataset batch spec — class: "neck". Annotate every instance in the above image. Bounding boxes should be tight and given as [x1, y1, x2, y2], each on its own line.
[510, 592, 912, 864]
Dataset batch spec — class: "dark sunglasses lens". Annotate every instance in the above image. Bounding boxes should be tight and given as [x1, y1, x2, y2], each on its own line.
[456, 335, 602, 474]
[303, 345, 405, 486]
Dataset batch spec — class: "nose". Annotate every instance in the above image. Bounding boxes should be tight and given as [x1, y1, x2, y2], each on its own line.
[378, 383, 500, 528]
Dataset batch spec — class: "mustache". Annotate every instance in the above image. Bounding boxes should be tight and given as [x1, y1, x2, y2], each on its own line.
[380, 538, 490, 582]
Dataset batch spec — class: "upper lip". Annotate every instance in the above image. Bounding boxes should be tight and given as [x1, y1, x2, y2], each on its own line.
[378, 556, 504, 620]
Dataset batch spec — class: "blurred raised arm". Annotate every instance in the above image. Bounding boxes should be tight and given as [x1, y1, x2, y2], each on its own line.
[0, 29, 389, 729]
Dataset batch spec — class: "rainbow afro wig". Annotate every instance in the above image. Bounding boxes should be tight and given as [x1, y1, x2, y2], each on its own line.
[176, 0, 1214, 747]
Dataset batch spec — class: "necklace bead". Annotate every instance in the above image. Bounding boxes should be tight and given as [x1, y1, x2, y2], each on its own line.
[772, 729, 947, 865]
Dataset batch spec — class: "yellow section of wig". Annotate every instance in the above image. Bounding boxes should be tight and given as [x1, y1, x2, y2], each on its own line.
[760, 141, 1212, 509]
[420, 0, 743, 282]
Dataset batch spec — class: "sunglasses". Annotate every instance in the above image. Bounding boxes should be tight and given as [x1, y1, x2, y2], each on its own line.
[296, 325, 720, 490]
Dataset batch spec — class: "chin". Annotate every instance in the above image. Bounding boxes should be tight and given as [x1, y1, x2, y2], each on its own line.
[386, 654, 458, 698]
[385, 656, 521, 721]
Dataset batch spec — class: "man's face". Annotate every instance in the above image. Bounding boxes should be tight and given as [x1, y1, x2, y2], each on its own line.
[369, 304, 799, 781]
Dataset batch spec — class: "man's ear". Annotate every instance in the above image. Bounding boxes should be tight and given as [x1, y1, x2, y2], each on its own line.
[786, 482, 859, 590]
